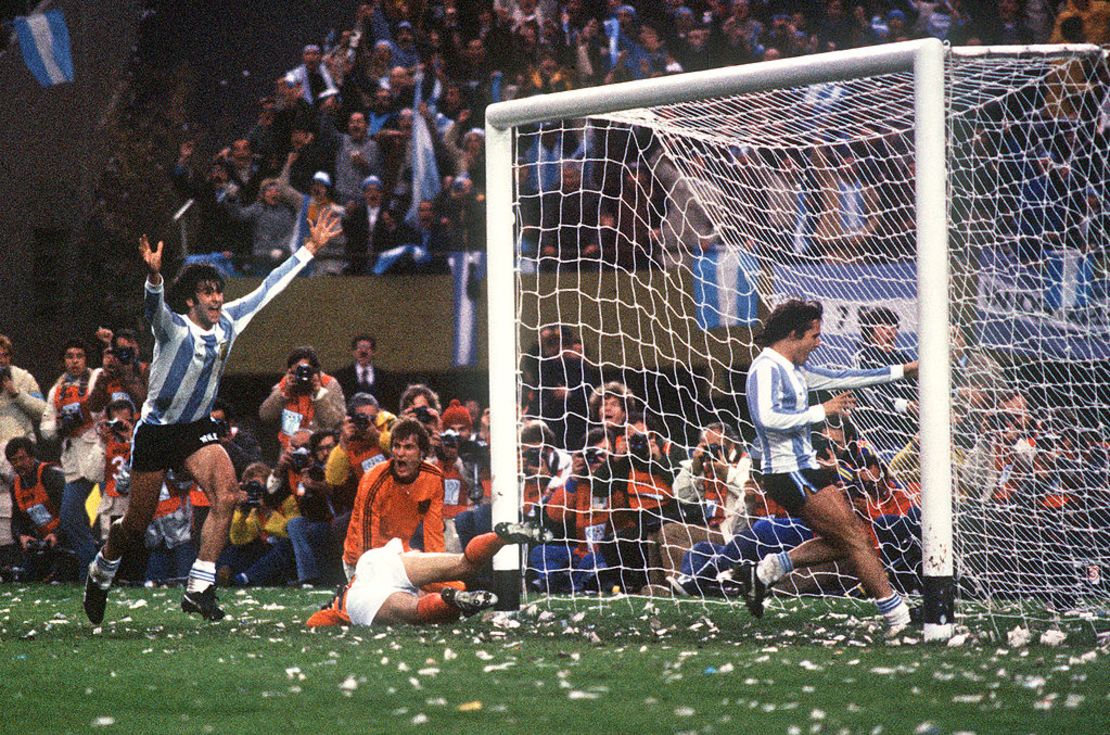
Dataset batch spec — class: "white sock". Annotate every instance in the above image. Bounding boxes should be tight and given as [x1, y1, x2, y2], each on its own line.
[90, 552, 121, 591]
[187, 560, 217, 593]
[756, 551, 793, 586]
[877, 592, 911, 629]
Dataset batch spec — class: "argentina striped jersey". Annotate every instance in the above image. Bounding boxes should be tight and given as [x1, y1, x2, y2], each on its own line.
[141, 248, 314, 425]
[746, 347, 904, 474]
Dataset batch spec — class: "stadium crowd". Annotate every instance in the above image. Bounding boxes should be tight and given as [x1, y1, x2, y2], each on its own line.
[168, 0, 1103, 276]
[1, 1, 1105, 612]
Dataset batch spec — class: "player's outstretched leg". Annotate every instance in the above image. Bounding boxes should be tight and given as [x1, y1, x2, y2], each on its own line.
[494, 520, 553, 545]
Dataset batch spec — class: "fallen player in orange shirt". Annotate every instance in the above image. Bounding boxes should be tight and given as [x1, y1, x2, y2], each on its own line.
[307, 521, 551, 627]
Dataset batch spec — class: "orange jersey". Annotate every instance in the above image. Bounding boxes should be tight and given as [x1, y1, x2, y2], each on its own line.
[13, 463, 61, 535]
[344, 460, 446, 565]
[102, 435, 132, 498]
[625, 467, 673, 511]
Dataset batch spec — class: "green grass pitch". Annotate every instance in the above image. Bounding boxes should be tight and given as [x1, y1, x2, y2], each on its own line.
[1, 585, 1105, 734]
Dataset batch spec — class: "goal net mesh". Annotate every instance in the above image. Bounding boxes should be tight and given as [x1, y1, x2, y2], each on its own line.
[510, 47, 1108, 630]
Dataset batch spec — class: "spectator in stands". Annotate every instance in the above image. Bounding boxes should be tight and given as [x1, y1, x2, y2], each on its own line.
[40, 339, 103, 582]
[538, 162, 602, 269]
[333, 111, 384, 205]
[224, 179, 300, 275]
[283, 116, 339, 195]
[342, 417, 447, 579]
[433, 174, 485, 253]
[599, 161, 664, 270]
[366, 84, 400, 136]
[5, 437, 72, 582]
[343, 175, 392, 275]
[210, 398, 262, 480]
[171, 141, 249, 272]
[851, 306, 918, 454]
[283, 428, 339, 586]
[287, 44, 339, 106]
[305, 171, 348, 275]
[259, 345, 346, 451]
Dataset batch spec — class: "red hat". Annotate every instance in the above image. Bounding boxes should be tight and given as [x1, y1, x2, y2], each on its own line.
[441, 399, 472, 431]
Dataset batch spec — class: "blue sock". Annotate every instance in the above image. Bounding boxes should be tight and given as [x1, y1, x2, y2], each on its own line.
[776, 551, 794, 574]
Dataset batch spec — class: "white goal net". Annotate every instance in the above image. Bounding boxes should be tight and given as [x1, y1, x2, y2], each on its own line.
[488, 43, 1109, 634]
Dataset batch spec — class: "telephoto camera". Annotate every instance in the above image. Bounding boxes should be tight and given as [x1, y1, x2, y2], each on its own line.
[292, 363, 317, 393]
[289, 446, 312, 472]
[628, 432, 652, 461]
[25, 538, 51, 553]
[106, 417, 129, 438]
[0, 365, 11, 382]
[349, 411, 371, 432]
[414, 405, 434, 423]
[243, 479, 265, 508]
[58, 404, 85, 437]
[441, 429, 461, 449]
[113, 346, 136, 366]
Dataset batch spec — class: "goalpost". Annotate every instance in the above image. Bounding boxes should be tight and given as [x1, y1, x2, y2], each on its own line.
[484, 40, 1109, 641]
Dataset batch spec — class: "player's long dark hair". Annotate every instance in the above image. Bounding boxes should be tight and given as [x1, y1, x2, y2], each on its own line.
[754, 299, 823, 348]
[168, 264, 225, 314]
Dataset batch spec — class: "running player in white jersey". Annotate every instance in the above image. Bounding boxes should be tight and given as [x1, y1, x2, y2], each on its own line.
[84, 211, 341, 624]
[724, 299, 919, 636]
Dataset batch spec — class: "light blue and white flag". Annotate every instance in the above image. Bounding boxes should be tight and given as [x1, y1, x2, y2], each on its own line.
[288, 193, 314, 276]
[15, 10, 74, 87]
[692, 244, 759, 330]
[449, 251, 485, 366]
[405, 110, 441, 226]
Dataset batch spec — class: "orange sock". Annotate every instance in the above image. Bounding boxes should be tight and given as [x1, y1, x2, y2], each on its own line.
[416, 593, 461, 623]
[464, 532, 502, 565]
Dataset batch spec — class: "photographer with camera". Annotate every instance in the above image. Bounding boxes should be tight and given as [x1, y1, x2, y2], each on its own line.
[220, 461, 299, 587]
[324, 393, 395, 526]
[435, 399, 485, 551]
[528, 428, 617, 594]
[0, 334, 47, 449]
[259, 346, 346, 451]
[660, 423, 751, 595]
[88, 327, 149, 415]
[5, 437, 75, 581]
[95, 400, 137, 543]
[40, 339, 105, 582]
[268, 428, 336, 586]
[0, 335, 46, 573]
[589, 409, 685, 594]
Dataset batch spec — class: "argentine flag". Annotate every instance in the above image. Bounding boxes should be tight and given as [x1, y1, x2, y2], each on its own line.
[449, 251, 485, 367]
[15, 10, 74, 87]
[692, 244, 759, 330]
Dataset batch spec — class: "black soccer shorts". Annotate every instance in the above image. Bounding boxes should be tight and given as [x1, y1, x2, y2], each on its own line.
[131, 416, 225, 473]
[762, 466, 839, 516]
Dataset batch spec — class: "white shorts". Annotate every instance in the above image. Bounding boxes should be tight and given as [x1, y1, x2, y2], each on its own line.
[345, 537, 418, 626]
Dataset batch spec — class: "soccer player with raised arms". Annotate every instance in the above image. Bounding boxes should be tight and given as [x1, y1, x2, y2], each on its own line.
[726, 299, 919, 635]
[83, 211, 341, 624]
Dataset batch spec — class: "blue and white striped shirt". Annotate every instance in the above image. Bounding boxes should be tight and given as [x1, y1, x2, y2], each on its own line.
[141, 248, 314, 426]
[746, 347, 903, 474]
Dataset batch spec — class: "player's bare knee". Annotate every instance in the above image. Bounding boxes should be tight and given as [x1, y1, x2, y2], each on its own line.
[211, 487, 238, 515]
